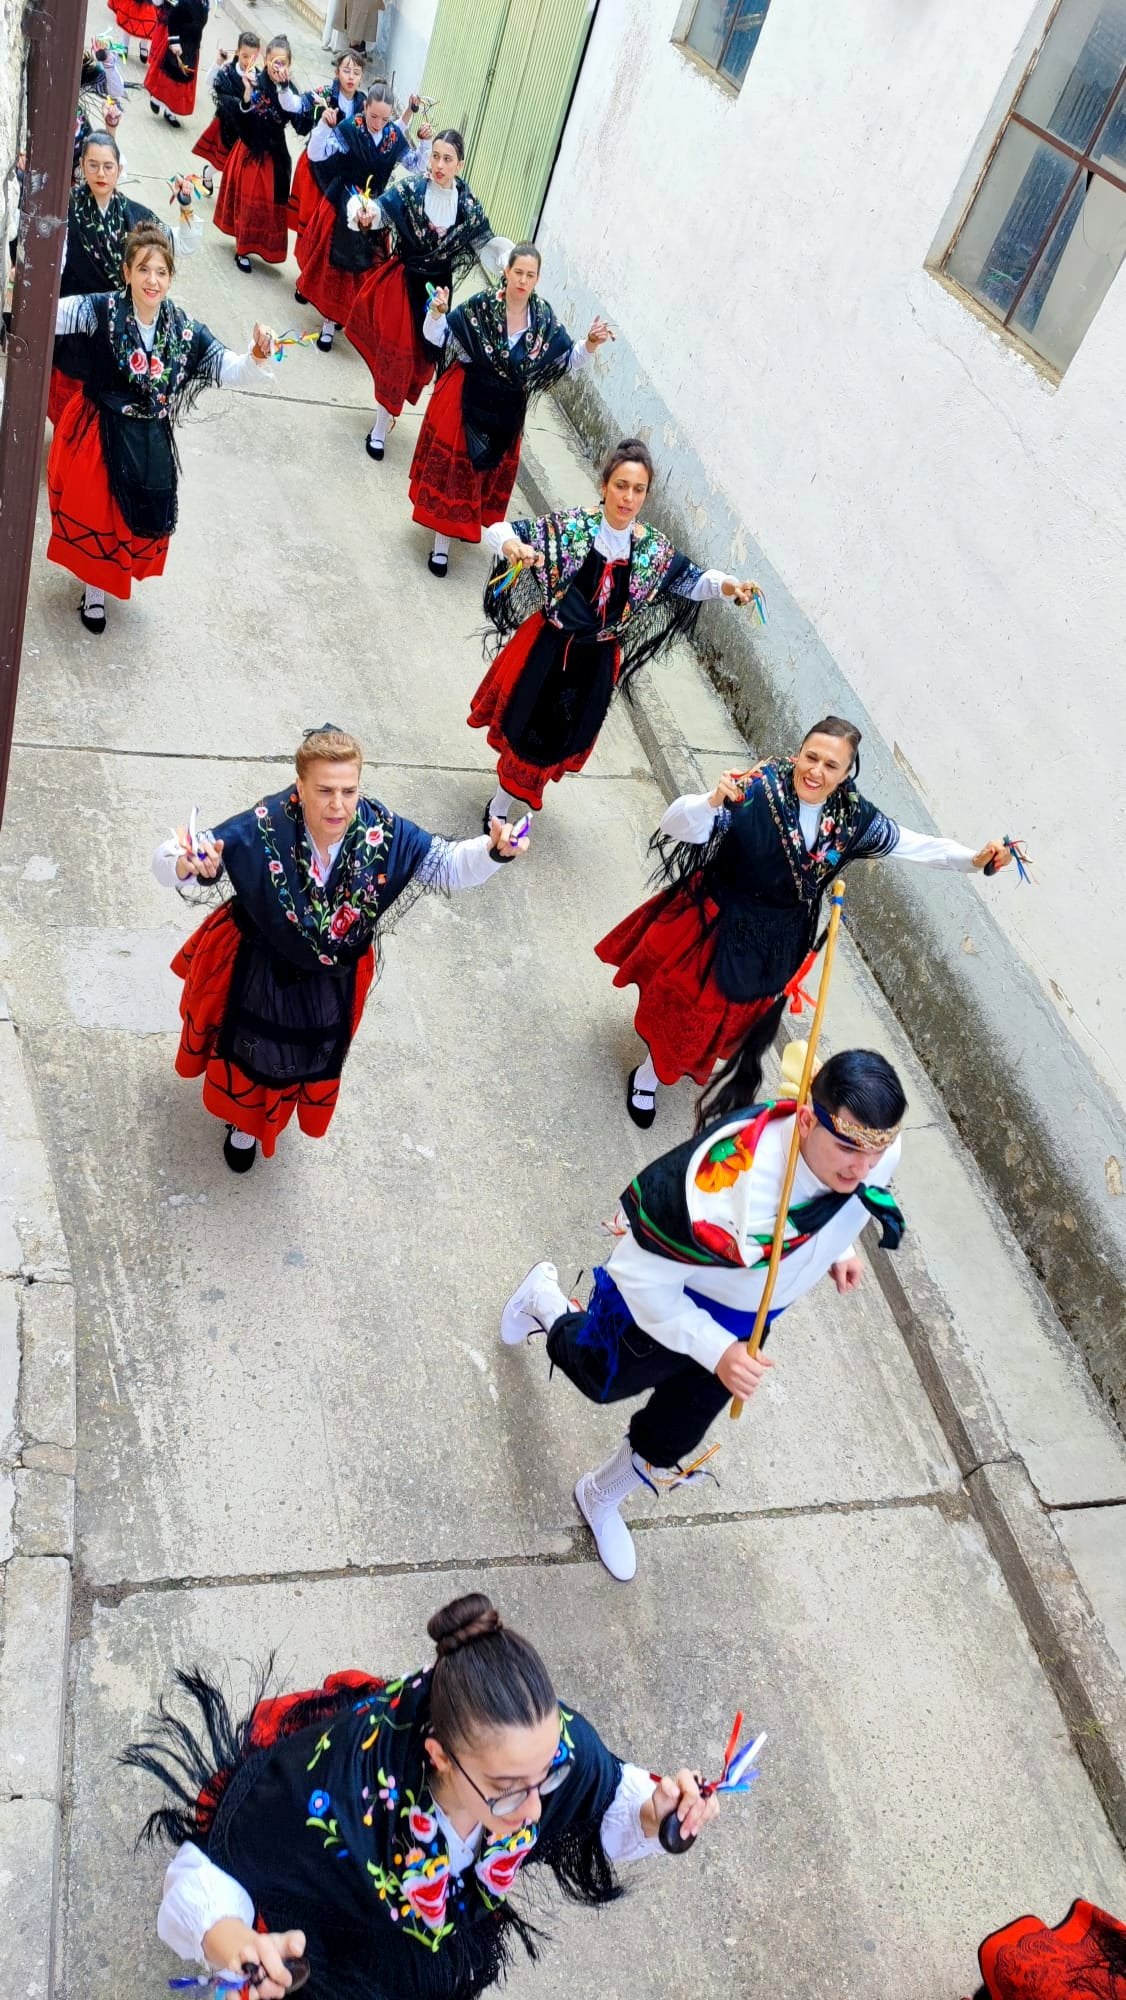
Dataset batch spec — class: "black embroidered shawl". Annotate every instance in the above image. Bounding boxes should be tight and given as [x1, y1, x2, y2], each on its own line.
[380, 173, 493, 327]
[233, 69, 314, 204]
[321, 118, 414, 271]
[156, 0, 208, 81]
[651, 757, 901, 1003]
[443, 287, 574, 470]
[83, 291, 226, 537]
[62, 189, 158, 294]
[127, 1661, 623, 2000]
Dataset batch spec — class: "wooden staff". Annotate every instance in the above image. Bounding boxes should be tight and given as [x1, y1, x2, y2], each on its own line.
[730, 879, 847, 1420]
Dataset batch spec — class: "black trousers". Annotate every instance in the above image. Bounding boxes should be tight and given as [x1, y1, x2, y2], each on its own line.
[546, 1308, 740, 1466]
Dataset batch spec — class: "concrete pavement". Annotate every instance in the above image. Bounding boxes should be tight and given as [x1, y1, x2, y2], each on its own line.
[1, 5, 1126, 1994]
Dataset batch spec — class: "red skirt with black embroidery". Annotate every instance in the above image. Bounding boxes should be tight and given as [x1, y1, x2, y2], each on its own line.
[344, 258, 433, 415]
[296, 194, 385, 324]
[594, 885, 817, 1086]
[195, 1671, 383, 1834]
[288, 149, 318, 237]
[47, 395, 169, 599]
[467, 613, 618, 808]
[108, 0, 157, 38]
[409, 366, 521, 542]
[47, 364, 81, 429]
[192, 116, 231, 172]
[214, 143, 288, 262]
[144, 27, 199, 116]
[171, 904, 376, 1156]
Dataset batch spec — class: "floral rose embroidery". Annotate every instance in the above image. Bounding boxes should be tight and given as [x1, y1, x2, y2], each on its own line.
[407, 1805, 437, 1844]
[148, 353, 163, 377]
[329, 904, 359, 940]
[128, 348, 148, 375]
[475, 1828, 536, 1898]
[268, 860, 283, 875]
[401, 1854, 450, 1931]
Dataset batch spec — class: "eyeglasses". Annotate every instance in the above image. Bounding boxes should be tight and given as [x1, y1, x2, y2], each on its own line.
[439, 1738, 574, 1818]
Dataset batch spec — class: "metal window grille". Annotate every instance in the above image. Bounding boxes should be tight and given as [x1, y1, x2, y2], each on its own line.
[943, 0, 1126, 372]
[683, 0, 772, 89]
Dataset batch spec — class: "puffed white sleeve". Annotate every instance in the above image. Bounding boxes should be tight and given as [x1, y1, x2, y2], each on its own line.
[347, 191, 385, 230]
[400, 133, 431, 172]
[152, 836, 185, 889]
[483, 520, 517, 557]
[657, 791, 719, 844]
[157, 1842, 255, 1962]
[55, 294, 97, 336]
[417, 834, 505, 891]
[480, 232, 514, 280]
[888, 825, 977, 871]
[600, 1764, 664, 1863]
[277, 85, 306, 114]
[306, 117, 344, 164]
[171, 208, 203, 256]
[671, 567, 736, 601]
[217, 346, 275, 389]
[423, 310, 449, 349]
[567, 338, 591, 374]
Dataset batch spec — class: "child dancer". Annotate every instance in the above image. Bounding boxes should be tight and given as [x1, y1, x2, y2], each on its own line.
[213, 36, 313, 272]
[296, 84, 431, 350]
[288, 49, 366, 249]
[144, 0, 208, 129]
[192, 34, 262, 188]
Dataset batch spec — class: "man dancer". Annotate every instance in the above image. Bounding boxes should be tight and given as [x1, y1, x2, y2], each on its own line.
[499, 1048, 907, 1582]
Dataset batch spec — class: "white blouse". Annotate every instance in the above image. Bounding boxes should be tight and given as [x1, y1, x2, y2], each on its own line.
[424, 305, 591, 381]
[55, 296, 273, 391]
[346, 177, 512, 278]
[157, 1762, 663, 1966]
[307, 111, 429, 173]
[483, 515, 735, 602]
[151, 829, 505, 893]
[660, 790, 977, 869]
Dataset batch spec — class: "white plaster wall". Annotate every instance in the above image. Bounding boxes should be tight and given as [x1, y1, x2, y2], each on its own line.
[383, 0, 439, 94]
[1, 0, 25, 254]
[538, 0, 1126, 1114]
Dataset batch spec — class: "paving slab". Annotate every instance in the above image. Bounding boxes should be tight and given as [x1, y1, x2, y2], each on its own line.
[1054, 1505, 1126, 1676]
[0, 1796, 60, 2000]
[68, 1521, 1126, 2000]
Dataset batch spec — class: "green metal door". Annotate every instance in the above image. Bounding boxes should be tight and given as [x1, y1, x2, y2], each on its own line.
[419, 0, 595, 243]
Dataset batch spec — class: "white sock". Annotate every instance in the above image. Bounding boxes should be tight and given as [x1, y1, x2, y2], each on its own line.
[633, 1053, 660, 1096]
[431, 533, 450, 561]
[228, 1127, 256, 1150]
[369, 404, 392, 445]
[320, 318, 334, 340]
[488, 784, 516, 821]
[83, 585, 105, 612]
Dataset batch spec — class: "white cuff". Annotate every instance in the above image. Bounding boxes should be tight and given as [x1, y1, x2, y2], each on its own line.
[657, 792, 718, 844]
[157, 1842, 255, 1963]
[600, 1763, 663, 1864]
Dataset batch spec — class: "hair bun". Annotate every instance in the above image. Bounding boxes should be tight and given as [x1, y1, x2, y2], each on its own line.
[428, 1592, 502, 1658]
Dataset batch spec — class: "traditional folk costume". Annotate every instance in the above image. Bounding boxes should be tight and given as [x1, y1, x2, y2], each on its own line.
[288, 79, 367, 241]
[152, 788, 513, 1157]
[47, 292, 271, 605]
[344, 173, 510, 428]
[501, 1096, 904, 1579]
[410, 288, 586, 554]
[213, 71, 314, 266]
[971, 1898, 1126, 1998]
[48, 185, 169, 427]
[131, 1660, 675, 2000]
[596, 766, 983, 1095]
[145, 0, 208, 123]
[297, 112, 429, 342]
[108, 0, 158, 51]
[192, 57, 259, 177]
[470, 512, 739, 812]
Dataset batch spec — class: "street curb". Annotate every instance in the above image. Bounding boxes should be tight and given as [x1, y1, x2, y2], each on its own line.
[517, 423, 1126, 1856]
[0, 991, 76, 2000]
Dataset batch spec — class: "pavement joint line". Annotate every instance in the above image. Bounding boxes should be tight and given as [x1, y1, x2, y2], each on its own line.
[7, 741, 646, 783]
[71, 1490, 965, 1617]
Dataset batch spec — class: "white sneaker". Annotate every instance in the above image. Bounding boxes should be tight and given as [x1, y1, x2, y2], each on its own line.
[574, 1436, 645, 1583]
[500, 1260, 568, 1346]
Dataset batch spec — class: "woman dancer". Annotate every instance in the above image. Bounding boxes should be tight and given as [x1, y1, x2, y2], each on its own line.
[48, 221, 275, 634]
[469, 439, 759, 824]
[144, 0, 208, 129]
[288, 49, 366, 249]
[344, 129, 512, 460]
[213, 36, 313, 272]
[409, 246, 613, 577]
[49, 134, 199, 427]
[296, 84, 431, 351]
[151, 727, 529, 1170]
[128, 1591, 721, 1997]
[192, 34, 262, 188]
[596, 718, 1014, 1127]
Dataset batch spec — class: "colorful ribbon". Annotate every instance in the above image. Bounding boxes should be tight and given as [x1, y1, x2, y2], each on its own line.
[749, 584, 767, 625]
[167, 174, 209, 204]
[270, 328, 319, 362]
[1003, 835, 1032, 883]
[488, 559, 525, 598]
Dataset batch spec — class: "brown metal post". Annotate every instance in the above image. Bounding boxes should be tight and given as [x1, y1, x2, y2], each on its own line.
[0, 0, 86, 830]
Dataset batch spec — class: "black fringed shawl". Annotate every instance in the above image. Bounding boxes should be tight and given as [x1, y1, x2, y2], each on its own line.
[212, 59, 253, 150]
[379, 174, 493, 329]
[62, 189, 159, 293]
[126, 1663, 623, 2000]
[157, 0, 208, 82]
[483, 506, 705, 691]
[81, 291, 226, 538]
[651, 758, 900, 1003]
[233, 69, 314, 205]
[321, 118, 416, 272]
[442, 287, 574, 470]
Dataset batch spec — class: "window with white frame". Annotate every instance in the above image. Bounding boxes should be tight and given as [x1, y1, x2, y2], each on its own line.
[942, 0, 1126, 373]
[676, 1, 772, 91]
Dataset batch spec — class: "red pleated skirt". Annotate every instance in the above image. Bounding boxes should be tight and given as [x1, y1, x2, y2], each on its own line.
[978, 1899, 1126, 1999]
[171, 904, 376, 1156]
[144, 26, 199, 116]
[345, 258, 433, 415]
[409, 366, 521, 543]
[296, 194, 379, 323]
[47, 364, 81, 429]
[467, 613, 617, 808]
[109, 0, 157, 37]
[288, 149, 318, 237]
[213, 143, 288, 262]
[46, 395, 169, 599]
[192, 117, 231, 172]
[595, 885, 817, 1086]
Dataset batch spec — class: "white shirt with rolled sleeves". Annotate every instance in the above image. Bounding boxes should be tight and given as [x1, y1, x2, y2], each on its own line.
[482, 518, 738, 602]
[659, 791, 978, 868]
[607, 1110, 902, 1376]
[151, 829, 506, 893]
[157, 1764, 662, 1966]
